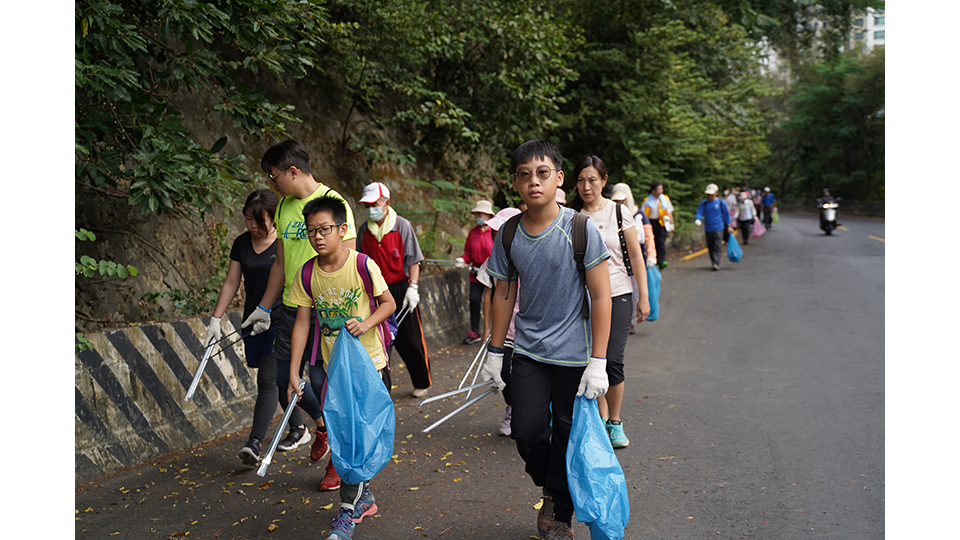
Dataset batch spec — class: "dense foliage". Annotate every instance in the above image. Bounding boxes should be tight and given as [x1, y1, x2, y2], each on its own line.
[75, 0, 884, 327]
[755, 47, 884, 200]
[75, 0, 331, 218]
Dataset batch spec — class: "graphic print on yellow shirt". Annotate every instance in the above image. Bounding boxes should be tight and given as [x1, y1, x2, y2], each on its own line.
[287, 250, 388, 371]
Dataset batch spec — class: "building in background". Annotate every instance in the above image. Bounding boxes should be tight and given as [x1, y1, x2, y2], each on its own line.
[761, 7, 884, 83]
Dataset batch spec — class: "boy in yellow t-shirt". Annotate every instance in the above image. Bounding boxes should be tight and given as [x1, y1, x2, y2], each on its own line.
[286, 195, 396, 540]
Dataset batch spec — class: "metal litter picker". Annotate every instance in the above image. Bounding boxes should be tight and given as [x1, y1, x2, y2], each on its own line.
[183, 327, 249, 401]
[417, 380, 496, 433]
[257, 379, 307, 476]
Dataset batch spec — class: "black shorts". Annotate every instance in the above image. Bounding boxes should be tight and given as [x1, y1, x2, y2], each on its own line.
[272, 303, 320, 366]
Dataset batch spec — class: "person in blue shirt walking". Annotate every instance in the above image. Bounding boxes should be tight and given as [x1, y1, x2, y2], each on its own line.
[761, 187, 777, 228]
[694, 183, 735, 271]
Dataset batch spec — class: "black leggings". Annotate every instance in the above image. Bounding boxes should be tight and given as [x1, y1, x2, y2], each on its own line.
[739, 219, 753, 245]
[469, 281, 485, 333]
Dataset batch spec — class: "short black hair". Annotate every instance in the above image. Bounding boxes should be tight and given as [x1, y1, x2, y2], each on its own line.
[649, 181, 663, 193]
[261, 139, 313, 175]
[242, 189, 279, 234]
[511, 139, 563, 174]
[303, 195, 347, 226]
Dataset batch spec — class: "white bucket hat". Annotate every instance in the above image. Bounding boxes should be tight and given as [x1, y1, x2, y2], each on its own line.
[471, 200, 494, 216]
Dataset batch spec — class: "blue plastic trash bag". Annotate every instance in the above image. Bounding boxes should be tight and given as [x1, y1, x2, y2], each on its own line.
[727, 234, 743, 263]
[323, 330, 396, 485]
[566, 396, 630, 540]
[645, 265, 662, 322]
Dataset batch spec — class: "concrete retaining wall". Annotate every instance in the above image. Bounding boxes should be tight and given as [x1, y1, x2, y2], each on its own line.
[75, 268, 472, 485]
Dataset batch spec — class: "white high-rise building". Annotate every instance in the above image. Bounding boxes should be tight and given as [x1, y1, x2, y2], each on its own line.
[850, 8, 885, 51]
[760, 7, 885, 83]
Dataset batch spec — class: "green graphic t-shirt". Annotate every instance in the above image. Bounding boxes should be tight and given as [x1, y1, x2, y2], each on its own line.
[287, 250, 388, 371]
[276, 185, 357, 307]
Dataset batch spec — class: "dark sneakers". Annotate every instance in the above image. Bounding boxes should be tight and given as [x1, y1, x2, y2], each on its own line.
[544, 521, 575, 540]
[277, 425, 310, 452]
[537, 495, 555, 538]
[238, 438, 261, 466]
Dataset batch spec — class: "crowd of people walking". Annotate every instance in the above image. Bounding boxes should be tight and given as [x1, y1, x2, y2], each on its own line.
[203, 138, 780, 540]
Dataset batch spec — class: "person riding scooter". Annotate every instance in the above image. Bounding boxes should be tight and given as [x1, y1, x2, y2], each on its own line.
[816, 189, 841, 235]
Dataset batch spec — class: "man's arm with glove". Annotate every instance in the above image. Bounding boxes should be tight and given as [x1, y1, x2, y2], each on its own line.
[479, 278, 517, 391]
[402, 283, 420, 312]
[401, 263, 421, 312]
[580, 259, 612, 399]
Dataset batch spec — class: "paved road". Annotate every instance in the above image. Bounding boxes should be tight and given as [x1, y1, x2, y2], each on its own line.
[75, 214, 884, 539]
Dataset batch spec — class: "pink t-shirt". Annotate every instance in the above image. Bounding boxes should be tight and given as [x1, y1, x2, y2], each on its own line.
[580, 199, 636, 297]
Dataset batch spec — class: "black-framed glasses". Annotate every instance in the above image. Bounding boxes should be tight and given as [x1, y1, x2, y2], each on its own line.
[304, 223, 343, 237]
[514, 167, 558, 183]
[268, 166, 295, 184]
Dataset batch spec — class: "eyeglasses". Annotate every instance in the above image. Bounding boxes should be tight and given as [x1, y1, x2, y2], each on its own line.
[268, 166, 295, 184]
[304, 223, 343, 237]
[514, 167, 558, 183]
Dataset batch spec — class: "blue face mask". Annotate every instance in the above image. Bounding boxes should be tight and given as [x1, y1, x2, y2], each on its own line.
[476, 217, 486, 226]
[367, 205, 385, 222]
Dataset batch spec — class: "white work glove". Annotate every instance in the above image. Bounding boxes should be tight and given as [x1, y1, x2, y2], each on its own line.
[453, 257, 467, 269]
[204, 316, 221, 346]
[479, 346, 505, 391]
[645, 256, 656, 269]
[694, 219, 702, 227]
[241, 304, 271, 335]
[402, 283, 420, 312]
[577, 357, 609, 399]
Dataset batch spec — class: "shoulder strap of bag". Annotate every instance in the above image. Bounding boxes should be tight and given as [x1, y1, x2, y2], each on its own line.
[571, 211, 590, 319]
[616, 203, 633, 277]
[500, 212, 524, 299]
[355, 252, 395, 353]
[300, 256, 322, 366]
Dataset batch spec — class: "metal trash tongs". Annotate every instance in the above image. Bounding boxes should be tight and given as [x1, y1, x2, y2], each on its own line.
[257, 379, 307, 477]
[184, 337, 216, 402]
[457, 335, 491, 399]
[184, 326, 250, 402]
[416, 380, 496, 433]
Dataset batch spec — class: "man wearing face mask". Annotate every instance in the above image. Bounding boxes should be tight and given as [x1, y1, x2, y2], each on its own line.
[357, 182, 431, 398]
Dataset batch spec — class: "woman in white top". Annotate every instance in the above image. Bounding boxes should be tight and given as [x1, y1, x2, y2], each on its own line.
[570, 155, 650, 448]
[734, 190, 758, 245]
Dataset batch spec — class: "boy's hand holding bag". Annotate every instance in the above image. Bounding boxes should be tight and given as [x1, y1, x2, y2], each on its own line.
[577, 357, 609, 399]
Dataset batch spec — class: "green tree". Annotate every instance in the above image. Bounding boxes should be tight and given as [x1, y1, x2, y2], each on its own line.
[758, 47, 884, 200]
[314, 0, 580, 172]
[75, 0, 332, 218]
[554, 0, 774, 232]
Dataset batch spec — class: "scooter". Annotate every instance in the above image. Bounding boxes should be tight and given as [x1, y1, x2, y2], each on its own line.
[818, 199, 840, 235]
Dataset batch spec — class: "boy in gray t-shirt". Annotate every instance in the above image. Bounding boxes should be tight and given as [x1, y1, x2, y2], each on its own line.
[480, 139, 612, 540]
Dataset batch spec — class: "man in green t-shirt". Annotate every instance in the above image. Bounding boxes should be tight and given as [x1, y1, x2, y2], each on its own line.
[242, 140, 356, 492]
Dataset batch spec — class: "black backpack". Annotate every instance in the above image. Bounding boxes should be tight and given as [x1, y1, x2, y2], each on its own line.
[499, 210, 592, 319]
